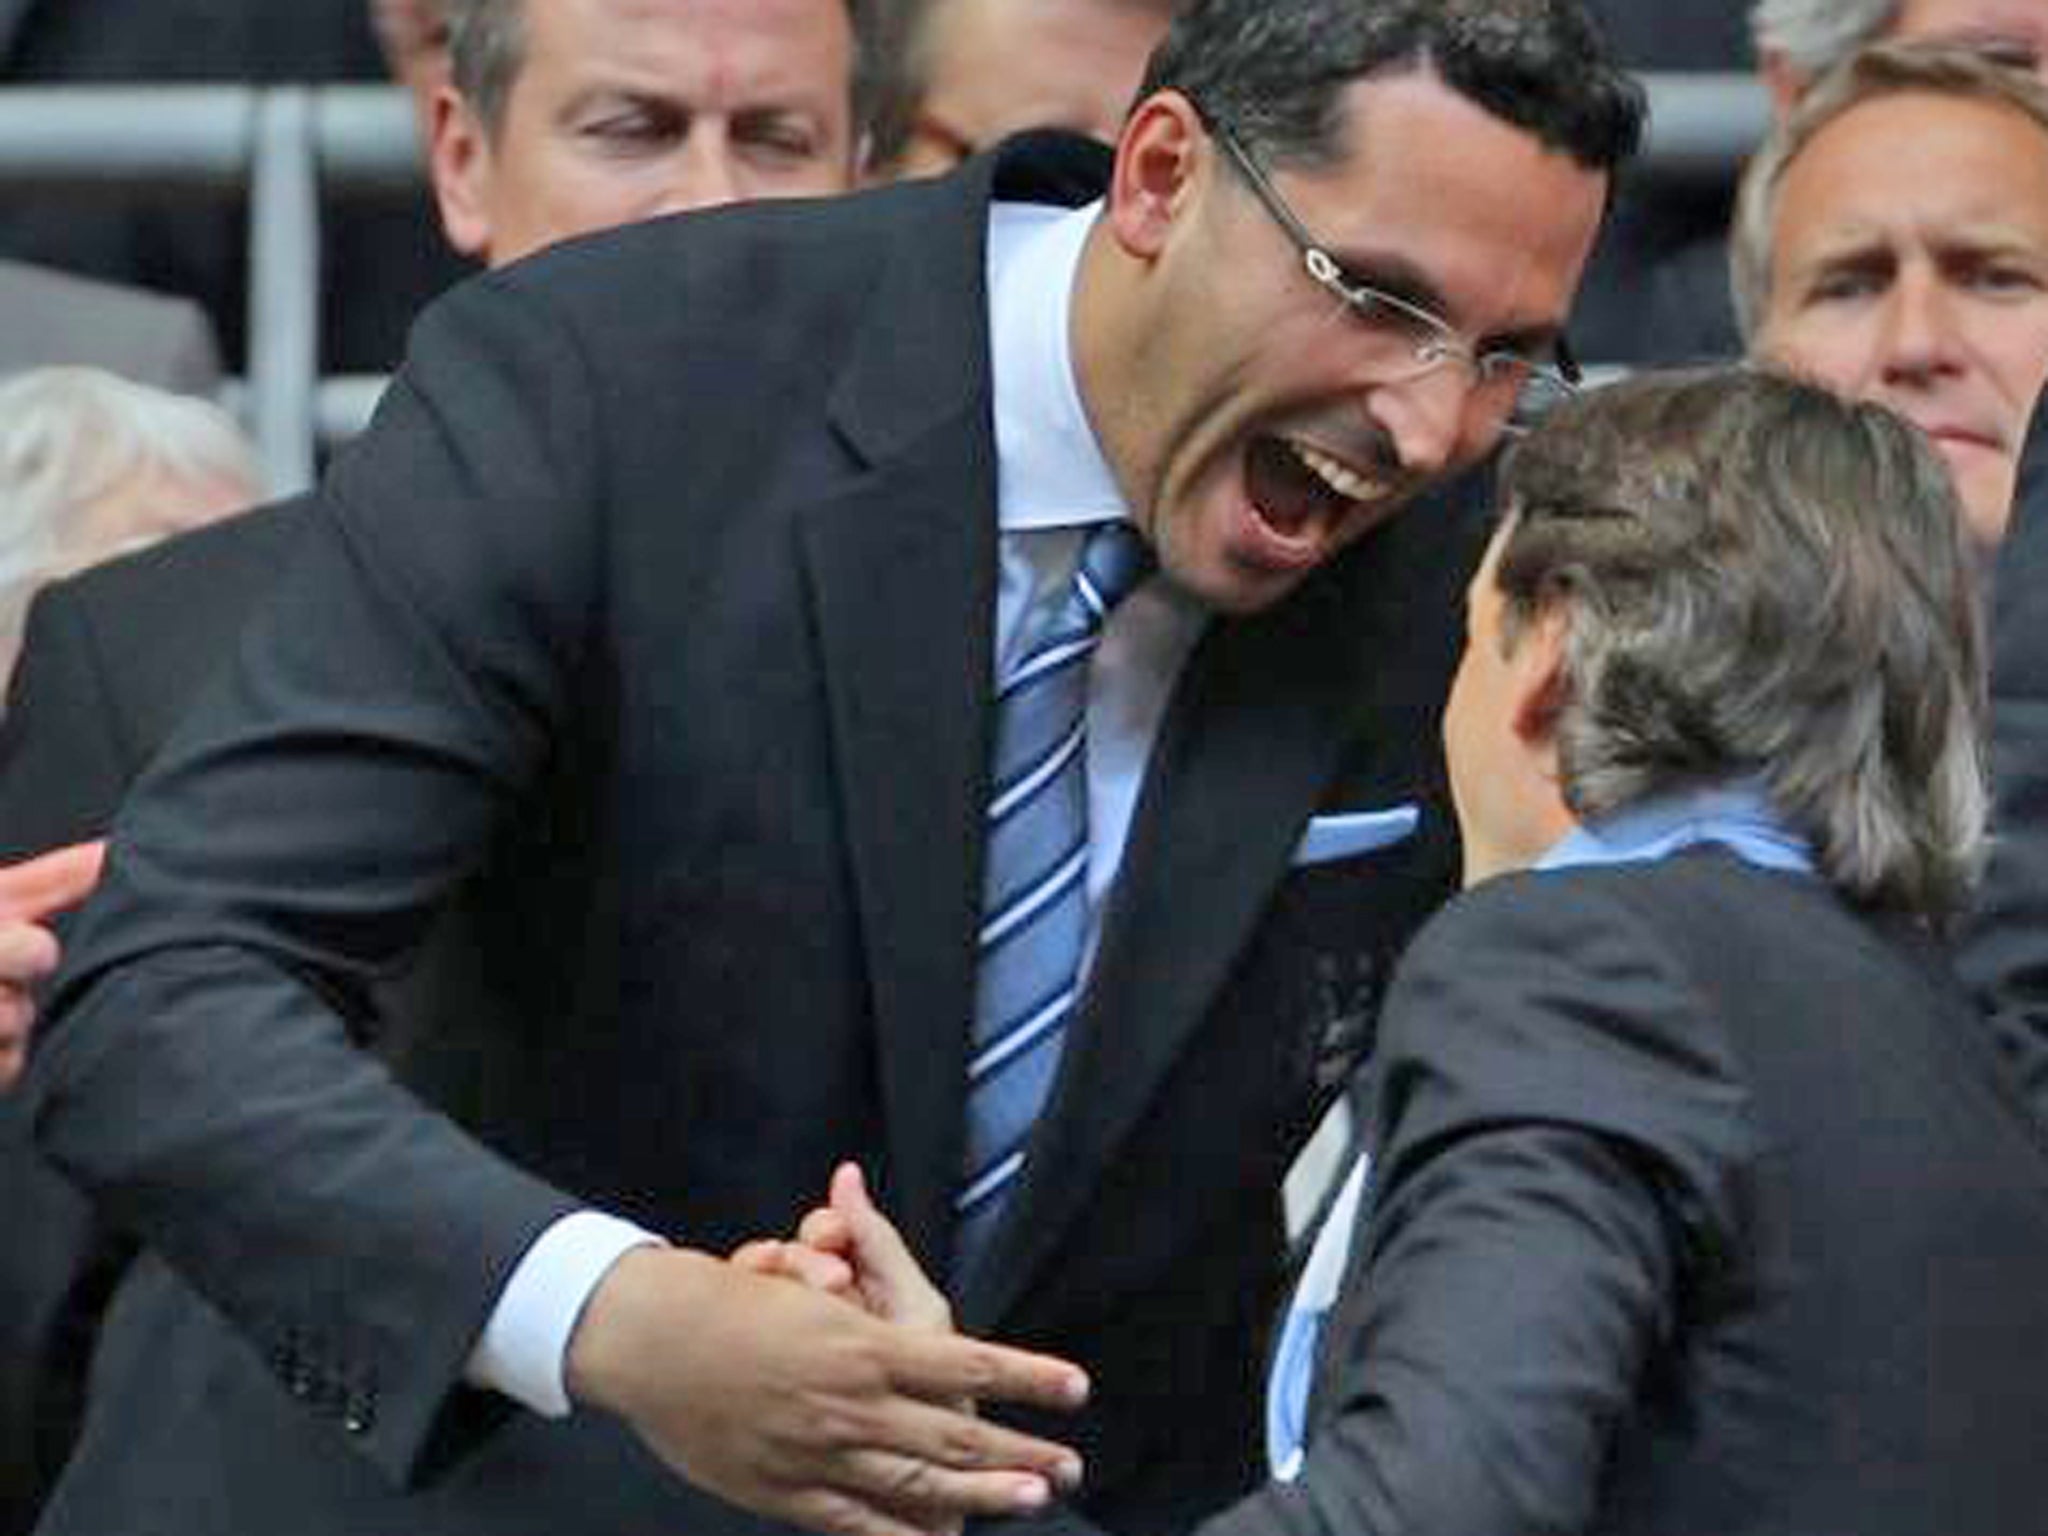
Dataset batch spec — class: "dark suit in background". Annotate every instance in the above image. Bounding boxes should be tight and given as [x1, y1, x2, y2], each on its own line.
[0, 498, 508, 1532]
[1961, 394, 2048, 1112]
[23, 138, 1473, 1535]
[0, 506, 292, 1531]
[1572, 0, 1749, 367]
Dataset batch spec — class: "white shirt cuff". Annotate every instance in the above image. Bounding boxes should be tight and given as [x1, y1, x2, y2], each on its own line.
[465, 1210, 666, 1418]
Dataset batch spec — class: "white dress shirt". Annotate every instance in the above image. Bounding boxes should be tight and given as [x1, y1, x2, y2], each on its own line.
[468, 198, 1210, 1417]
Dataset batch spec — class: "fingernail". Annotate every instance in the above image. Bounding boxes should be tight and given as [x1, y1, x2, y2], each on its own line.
[1064, 1370, 1091, 1406]
[1052, 1455, 1083, 1492]
[1013, 1478, 1050, 1511]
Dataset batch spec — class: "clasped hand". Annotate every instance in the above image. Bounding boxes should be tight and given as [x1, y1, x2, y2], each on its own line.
[568, 1164, 1087, 1536]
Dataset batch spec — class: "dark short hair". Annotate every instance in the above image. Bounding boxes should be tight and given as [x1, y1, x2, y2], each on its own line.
[1139, 0, 1644, 172]
[1492, 366, 1987, 921]
[446, 0, 880, 143]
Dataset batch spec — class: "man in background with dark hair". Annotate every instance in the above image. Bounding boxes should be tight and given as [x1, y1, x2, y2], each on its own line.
[20, 2, 1640, 1533]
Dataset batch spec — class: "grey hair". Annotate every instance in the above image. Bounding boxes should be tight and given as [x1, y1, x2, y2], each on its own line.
[1750, 0, 1898, 78]
[1731, 40, 2048, 342]
[1137, 0, 1643, 174]
[0, 368, 261, 672]
[1492, 366, 1987, 922]
[445, 0, 885, 145]
[443, 0, 527, 135]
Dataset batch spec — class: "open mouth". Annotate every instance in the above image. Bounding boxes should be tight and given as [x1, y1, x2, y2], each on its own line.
[1245, 433, 1384, 547]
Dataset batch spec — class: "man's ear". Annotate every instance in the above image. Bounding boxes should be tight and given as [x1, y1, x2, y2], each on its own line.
[428, 82, 495, 260]
[1509, 608, 1570, 750]
[1104, 90, 1208, 261]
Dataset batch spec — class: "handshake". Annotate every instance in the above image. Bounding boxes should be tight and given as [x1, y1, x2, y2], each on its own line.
[564, 1163, 1092, 1536]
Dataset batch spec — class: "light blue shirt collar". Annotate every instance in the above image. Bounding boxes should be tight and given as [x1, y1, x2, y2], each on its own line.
[985, 199, 1128, 534]
[1534, 779, 1815, 876]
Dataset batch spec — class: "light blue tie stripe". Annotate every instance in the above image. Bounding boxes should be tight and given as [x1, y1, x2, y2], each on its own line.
[970, 986, 1076, 1082]
[954, 523, 1153, 1277]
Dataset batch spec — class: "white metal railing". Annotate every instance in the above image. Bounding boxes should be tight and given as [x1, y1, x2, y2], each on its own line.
[0, 74, 1772, 494]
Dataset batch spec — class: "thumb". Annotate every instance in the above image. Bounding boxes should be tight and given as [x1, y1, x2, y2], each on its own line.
[0, 841, 106, 923]
[830, 1162, 950, 1328]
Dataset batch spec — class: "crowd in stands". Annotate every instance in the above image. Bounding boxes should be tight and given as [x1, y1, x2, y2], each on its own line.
[3, 0, 2048, 1532]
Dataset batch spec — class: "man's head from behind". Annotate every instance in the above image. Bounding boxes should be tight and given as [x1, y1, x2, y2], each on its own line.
[1733, 42, 2048, 550]
[1076, 0, 1642, 615]
[1448, 367, 1985, 920]
[431, 0, 871, 265]
[1753, 0, 2048, 112]
[870, 0, 1178, 181]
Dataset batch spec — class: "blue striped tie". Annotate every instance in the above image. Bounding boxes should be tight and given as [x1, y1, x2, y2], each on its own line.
[954, 521, 1154, 1277]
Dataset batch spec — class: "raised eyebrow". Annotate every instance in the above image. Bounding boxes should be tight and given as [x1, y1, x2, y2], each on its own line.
[1935, 229, 2048, 263]
[1332, 248, 1561, 356]
[730, 103, 813, 130]
[1477, 323, 1565, 362]
[562, 85, 687, 121]
[1795, 245, 1895, 283]
[1326, 249, 1453, 321]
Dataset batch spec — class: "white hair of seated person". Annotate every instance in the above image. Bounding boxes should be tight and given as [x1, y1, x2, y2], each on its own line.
[1752, 0, 1897, 82]
[0, 366, 262, 682]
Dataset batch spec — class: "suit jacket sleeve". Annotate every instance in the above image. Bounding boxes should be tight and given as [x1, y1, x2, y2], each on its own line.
[995, 873, 1752, 1536]
[22, 267, 614, 1487]
[1290, 875, 1751, 1534]
[1959, 391, 2048, 1112]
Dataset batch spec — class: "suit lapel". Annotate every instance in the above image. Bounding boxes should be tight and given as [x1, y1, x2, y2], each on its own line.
[800, 421, 995, 1272]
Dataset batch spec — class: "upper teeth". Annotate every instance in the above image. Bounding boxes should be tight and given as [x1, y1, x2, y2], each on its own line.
[1289, 439, 1377, 503]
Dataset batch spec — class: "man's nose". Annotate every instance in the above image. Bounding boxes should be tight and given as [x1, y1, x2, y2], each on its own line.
[1877, 271, 1966, 386]
[1366, 363, 1477, 479]
[657, 128, 743, 214]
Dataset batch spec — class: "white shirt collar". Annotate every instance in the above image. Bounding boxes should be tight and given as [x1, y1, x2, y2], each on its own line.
[985, 199, 1130, 534]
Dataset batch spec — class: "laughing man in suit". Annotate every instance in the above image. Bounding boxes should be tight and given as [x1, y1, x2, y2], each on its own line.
[19, 2, 1641, 1533]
